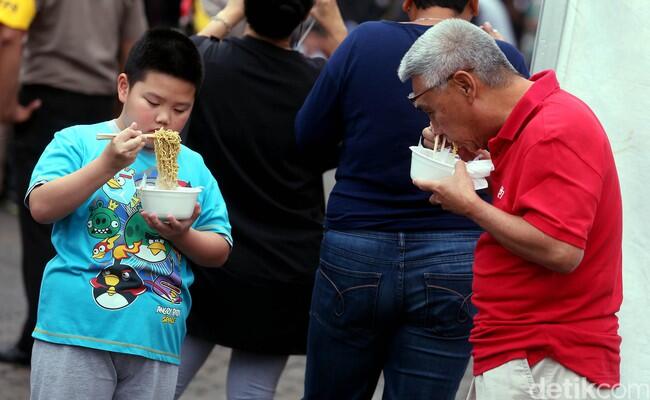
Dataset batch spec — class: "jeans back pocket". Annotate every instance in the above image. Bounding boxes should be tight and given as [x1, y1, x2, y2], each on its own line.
[311, 260, 381, 334]
[424, 273, 474, 339]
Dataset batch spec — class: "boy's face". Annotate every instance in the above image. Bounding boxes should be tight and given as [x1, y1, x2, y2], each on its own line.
[117, 71, 195, 141]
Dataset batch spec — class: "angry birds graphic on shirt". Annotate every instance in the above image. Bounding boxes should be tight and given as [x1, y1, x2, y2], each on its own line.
[91, 234, 120, 261]
[87, 200, 121, 239]
[86, 171, 185, 311]
[102, 168, 137, 205]
[90, 262, 146, 310]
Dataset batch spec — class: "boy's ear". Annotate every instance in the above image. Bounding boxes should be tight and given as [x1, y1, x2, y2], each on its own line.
[117, 73, 130, 103]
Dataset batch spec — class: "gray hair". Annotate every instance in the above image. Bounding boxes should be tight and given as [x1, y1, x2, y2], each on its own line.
[398, 19, 518, 89]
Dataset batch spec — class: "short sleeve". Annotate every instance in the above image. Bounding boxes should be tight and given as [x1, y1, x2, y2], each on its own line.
[514, 139, 604, 249]
[0, 0, 37, 30]
[192, 158, 233, 247]
[120, 0, 147, 43]
[26, 128, 86, 205]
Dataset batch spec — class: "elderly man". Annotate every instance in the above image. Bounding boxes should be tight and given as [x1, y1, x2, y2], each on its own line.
[398, 19, 621, 399]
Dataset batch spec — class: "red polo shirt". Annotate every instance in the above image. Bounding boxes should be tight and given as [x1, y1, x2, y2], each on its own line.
[471, 70, 622, 386]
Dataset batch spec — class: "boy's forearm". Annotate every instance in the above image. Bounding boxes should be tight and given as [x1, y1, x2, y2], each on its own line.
[29, 157, 117, 224]
[171, 229, 230, 268]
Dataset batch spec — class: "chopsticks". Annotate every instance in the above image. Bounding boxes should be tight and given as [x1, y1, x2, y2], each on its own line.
[432, 134, 458, 154]
[96, 133, 155, 140]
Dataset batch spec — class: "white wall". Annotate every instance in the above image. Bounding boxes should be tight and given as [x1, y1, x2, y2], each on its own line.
[532, 0, 650, 394]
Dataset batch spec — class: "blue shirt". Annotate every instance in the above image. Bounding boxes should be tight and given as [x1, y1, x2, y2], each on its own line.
[296, 21, 530, 231]
[28, 120, 232, 364]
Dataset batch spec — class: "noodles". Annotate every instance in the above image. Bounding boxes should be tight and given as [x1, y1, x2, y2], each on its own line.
[153, 128, 181, 190]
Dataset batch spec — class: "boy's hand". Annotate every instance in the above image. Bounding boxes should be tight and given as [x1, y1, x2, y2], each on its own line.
[99, 122, 146, 172]
[141, 203, 201, 241]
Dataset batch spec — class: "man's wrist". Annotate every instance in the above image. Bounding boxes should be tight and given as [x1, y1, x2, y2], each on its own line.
[215, 8, 244, 29]
[464, 194, 487, 222]
[211, 14, 233, 34]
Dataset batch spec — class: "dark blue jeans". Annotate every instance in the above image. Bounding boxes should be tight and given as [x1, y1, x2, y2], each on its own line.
[304, 229, 481, 400]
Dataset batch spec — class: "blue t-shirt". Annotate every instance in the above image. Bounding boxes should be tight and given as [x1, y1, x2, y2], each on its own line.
[28, 120, 232, 364]
[296, 21, 529, 231]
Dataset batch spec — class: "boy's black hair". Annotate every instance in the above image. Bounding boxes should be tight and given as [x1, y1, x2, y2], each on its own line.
[124, 28, 203, 90]
[244, 0, 314, 40]
[413, 0, 468, 14]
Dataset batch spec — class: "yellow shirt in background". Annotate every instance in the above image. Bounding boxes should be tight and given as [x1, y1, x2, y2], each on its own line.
[193, 0, 210, 33]
[0, 0, 36, 30]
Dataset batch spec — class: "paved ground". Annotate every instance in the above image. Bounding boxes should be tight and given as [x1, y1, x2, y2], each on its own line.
[0, 207, 383, 399]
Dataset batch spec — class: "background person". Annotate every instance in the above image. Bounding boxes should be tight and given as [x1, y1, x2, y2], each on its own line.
[173, 1, 346, 399]
[295, 1, 528, 399]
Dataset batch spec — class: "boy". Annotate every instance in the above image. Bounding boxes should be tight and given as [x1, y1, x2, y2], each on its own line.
[26, 29, 232, 400]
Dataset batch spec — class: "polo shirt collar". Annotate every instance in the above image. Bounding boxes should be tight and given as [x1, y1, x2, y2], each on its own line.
[489, 70, 560, 149]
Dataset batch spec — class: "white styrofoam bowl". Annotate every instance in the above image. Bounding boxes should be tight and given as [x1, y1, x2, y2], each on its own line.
[138, 185, 202, 220]
[409, 145, 455, 181]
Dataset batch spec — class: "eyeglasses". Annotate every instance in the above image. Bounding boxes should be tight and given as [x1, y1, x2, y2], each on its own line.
[407, 69, 474, 105]
[407, 85, 436, 104]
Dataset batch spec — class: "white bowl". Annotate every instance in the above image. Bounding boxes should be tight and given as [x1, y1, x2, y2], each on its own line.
[409, 145, 455, 181]
[138, 185, 202, 220]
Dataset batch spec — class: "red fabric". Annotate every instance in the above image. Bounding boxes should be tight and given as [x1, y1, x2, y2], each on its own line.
[180, 0, 192, 17]
[471, 70, 623, 386]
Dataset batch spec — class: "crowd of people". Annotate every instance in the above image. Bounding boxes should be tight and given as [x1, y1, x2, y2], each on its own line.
[0, 1, 622, 400]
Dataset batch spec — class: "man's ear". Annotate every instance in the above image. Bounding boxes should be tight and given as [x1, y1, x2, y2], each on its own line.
[117, 73, 130, 103]
[401, 0, 414, 14]
[451, 71, 476, 101]
[467, 0, 479, 18]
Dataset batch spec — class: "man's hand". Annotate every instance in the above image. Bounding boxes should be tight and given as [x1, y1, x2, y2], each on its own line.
[413, 160, 482, 216]
[5, 98, 41, 123]
[0, 25, 38, 123]
[141, 203, 201, 241]
[98, 122, 146, 172]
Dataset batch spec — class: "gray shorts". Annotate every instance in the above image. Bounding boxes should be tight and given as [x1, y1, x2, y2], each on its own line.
[30, 339, 178, 400]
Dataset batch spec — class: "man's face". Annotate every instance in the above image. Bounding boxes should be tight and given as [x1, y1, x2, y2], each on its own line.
[118, 71, 195, 147]
[411, 74, 482, 153]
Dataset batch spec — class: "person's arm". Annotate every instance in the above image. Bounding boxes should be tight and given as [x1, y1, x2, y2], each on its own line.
[118, 0, 148, 69]
[413, 162, 584, 273]
[141, 205, 230, 267]
[140, 161, 232, 268]
[197, 0, 244, 39]
[295, 28, 358, 153]
[29, 123, 146, 223]
[119, 38, 137, 71]
[172, 227, 230, 267]
[310, 0, 347, 56]
[0, 25, 40, 123]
